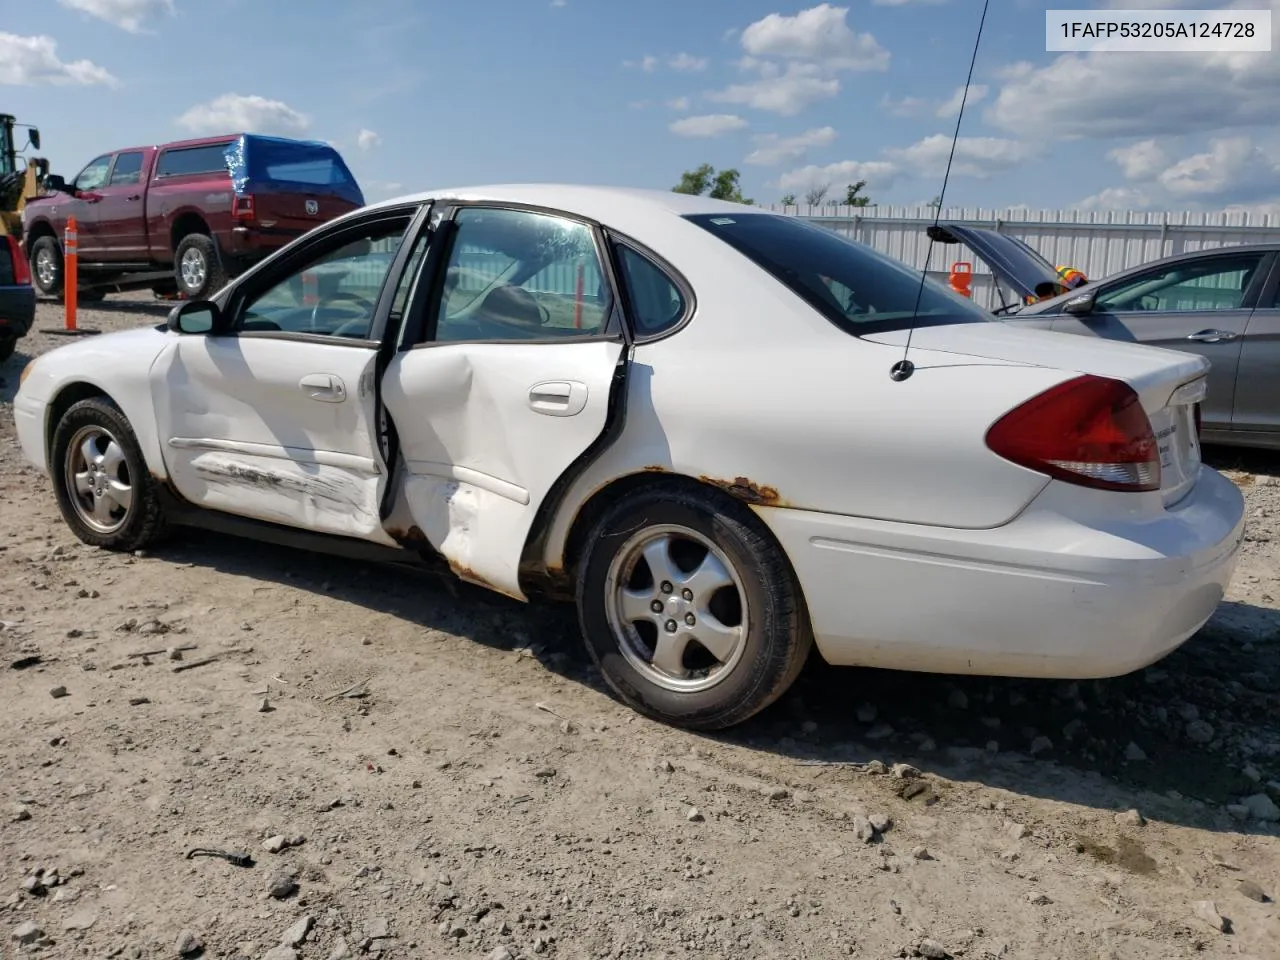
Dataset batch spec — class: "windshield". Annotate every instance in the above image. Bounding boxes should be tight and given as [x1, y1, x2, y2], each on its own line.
[684, 212, 992, 334]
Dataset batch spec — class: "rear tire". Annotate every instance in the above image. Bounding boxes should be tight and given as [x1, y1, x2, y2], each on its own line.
[50, 397, 170, 552]
[575, 483, 812, 730]
[173, 233, 226, 300]
[29, 236, 62, 296]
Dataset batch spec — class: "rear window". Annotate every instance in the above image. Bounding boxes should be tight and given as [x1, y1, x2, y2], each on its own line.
[156, 144, 232, 178]
[684, 212, 991, 334]
[262, 157, 352, 187]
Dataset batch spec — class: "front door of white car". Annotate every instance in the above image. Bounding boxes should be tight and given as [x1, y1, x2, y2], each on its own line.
[381, 204, 626, 599]
[152, 205, 424, 542]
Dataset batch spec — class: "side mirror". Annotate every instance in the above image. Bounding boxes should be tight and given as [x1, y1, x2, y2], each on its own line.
[42, 174, 69, 195]
[168, 299, 221, 335]
[1063, 291, 1097, 316]
[29, 128, 41, 151]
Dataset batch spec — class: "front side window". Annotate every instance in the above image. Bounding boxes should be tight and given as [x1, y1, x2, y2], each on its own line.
[1094, 253, 1266, 313]
[237, 215, 412, 340]
[684, 212, 991, 334]
[74, 155, 112, 192]
[434, 207, 613, 343]
[109, 151, 144, 186]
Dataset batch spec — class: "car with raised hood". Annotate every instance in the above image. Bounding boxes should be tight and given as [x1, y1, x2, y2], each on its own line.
[22, 133, 364, 301]
[931, 222, 1280, 451]
[12, 186, 1246, 730]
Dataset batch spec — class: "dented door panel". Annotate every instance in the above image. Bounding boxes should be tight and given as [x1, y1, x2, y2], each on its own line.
[153, 336, 395, 543]
[381, 340, 624, 599]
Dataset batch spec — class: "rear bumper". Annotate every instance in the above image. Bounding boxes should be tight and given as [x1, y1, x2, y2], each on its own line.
[226, 225, 306, 259]
[758, 468, 1246, 678]
[0, 285, 36, 339]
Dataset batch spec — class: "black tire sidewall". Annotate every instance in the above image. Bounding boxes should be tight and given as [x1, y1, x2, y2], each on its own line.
[174, 234, 225, 299]
[30, 236, 62, 296]
[576, 485, 808, 730]
[0, 337, 15, 363]
[50, 398, 162, 550]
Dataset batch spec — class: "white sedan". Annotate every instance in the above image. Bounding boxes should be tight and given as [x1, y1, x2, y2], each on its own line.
[13, 185, 1246, 729]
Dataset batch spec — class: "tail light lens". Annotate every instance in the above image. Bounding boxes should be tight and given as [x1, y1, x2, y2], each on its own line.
[6, 235, 31, 285]
[232, 194, 255, 220]
[986, 374, 1161, 493]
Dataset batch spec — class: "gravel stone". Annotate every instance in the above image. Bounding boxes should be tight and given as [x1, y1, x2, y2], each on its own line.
[1186, 720, 1215, 744]
[281, 916, 313, 947]
[12, 921, 43, 945]
[1192, 899, 1226, 932]
[1237, 880, 1269, 903]
[267, 872, 298, 899]
[1124, 742, 1148, 761]
[1241, 793, 1280, 822]
[175, 929, 203, 956]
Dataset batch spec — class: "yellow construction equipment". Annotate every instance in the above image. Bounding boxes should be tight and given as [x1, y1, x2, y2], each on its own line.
[0, 114, 48, 241]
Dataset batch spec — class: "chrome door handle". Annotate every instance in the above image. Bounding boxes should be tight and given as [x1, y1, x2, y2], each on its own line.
[529, 380, 587, 417]
[1187, 329, 1238, 343]
[299, 373, 346, 402]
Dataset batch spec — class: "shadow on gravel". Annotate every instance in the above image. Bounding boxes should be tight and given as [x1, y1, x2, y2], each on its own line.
[146, 519, 1280, 837]
[35, 295, 173, 319]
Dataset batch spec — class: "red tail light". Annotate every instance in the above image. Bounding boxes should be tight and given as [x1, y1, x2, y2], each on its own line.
[6, 235, 31, 285]
[985, 374, 1161, 493]
[232, 194, 255, 220]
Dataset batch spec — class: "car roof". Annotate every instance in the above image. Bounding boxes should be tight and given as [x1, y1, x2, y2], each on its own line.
[1018, 239, 1280, 313]
[362, 183, 776, 227]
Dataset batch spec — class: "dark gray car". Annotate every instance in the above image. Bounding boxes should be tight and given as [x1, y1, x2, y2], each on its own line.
[929, 224, 1280, 451]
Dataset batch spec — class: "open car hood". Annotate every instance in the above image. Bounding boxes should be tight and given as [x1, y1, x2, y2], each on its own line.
[927, 222, 1065, 302]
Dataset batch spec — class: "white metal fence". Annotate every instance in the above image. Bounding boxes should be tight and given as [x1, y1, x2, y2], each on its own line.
[771, 205, 1280, 310]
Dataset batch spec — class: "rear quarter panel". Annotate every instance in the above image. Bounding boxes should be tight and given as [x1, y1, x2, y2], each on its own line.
[146, 155, 235, 263]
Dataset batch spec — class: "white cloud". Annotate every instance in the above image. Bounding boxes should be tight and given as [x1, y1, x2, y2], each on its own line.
[668, 52, 708, 72]
[623, 55, 659, 72]
[777, 159, 898, 192]
[745, 126, 837, 166]
[1157, 136, 1280, 199]
[550, 0, 567, 7]
[669, 114, 749, 138]
[880, 93, 930, 118]
[177, 93, 310, 137]
[1107, 139, 1168, 181]
[667, 96, 691, 110]
[739, 3, 890, 71]
[872, 0, 946, 4]
[0, 33, 117, 86]
[706, 62, 840, 116]
[986, 1, 1280, 139]
[1075, 186, 1155, 211]
[936, 83, 988, 118]
[57, 0, 174, 33]
[887, 133, 1040, 178]
[356, 128, 381, 151]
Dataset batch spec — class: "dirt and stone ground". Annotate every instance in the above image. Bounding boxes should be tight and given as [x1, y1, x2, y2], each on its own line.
[2, 295, 1279, 960]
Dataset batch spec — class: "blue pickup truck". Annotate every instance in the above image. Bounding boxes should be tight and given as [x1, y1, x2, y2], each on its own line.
[0, 233, 36, 362]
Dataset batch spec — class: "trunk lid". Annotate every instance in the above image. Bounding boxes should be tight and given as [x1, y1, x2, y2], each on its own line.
[863, 321, 1207, 505]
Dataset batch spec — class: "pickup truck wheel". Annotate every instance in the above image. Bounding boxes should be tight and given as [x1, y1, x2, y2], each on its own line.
[50, 397, 169, 552]
[30, 236, 63, 296]
[575, 483, 813, 731]
[174, 233, 226, 300]
[0, 337, 15, 363]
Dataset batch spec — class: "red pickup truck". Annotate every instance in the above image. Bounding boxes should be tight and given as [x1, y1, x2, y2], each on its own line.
[22, 133, 365, 300]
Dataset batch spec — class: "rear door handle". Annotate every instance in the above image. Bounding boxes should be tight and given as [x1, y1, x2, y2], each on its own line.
[1187, 329, 1238, 343]
[529, 380, 587, 417]
[299, 373, 346, 402]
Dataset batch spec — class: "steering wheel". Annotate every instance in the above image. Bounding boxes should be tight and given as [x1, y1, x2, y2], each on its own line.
[310, 290, 376, 335]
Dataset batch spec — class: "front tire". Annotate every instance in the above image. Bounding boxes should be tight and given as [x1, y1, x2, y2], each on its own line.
[576, 483, 813, 730]
[29, 236, 62, 296]
[50, 397, 169, 551]
[173, 233, 227, 300]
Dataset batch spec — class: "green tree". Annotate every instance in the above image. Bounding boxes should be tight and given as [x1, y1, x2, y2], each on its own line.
[844, 180, 871, 207]
[672, 164, 754, 205]
[928, 195, 942, 209]
[780, 192, 796, 206]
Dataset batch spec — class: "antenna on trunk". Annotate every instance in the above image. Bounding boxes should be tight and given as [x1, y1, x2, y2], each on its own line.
[890, 0, 991, 383]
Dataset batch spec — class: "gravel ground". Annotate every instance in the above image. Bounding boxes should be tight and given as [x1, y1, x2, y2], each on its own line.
[2, 295, 1279, 960]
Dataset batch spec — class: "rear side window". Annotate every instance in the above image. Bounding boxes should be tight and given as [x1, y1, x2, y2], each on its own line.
[110, 151, 144, 185]
[614, 243, 686, 337]
[156, 144, 232, 178]
[684, 212, 991, 334]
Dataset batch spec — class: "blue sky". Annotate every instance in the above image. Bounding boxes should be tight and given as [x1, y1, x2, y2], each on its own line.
[3, 0, 1279, 213]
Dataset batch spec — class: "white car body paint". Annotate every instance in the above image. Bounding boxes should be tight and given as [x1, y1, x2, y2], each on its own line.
[13, 184, 1247, 682]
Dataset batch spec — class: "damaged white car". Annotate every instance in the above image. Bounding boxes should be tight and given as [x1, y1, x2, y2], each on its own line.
[13, 186, 1246, 729]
